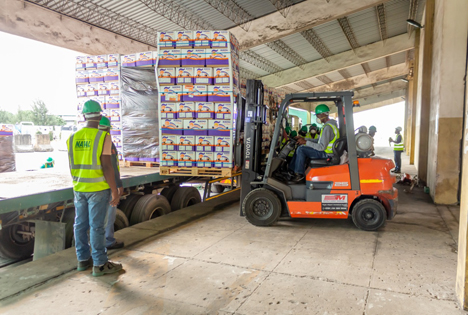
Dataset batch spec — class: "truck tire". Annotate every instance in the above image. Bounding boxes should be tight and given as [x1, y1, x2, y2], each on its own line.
[211, 184, 225, 194]
[0, 224, 35, 260]
[351, 199, 387, 231]
[62, 207, 76, 248]
[170, 187, 201, 211]
[119, 194, 143, 220]
[114, 209, 130, 231]
[130, 195, 171, 225]
[242, 188, 281, 226]
[160, 185, 180, 204]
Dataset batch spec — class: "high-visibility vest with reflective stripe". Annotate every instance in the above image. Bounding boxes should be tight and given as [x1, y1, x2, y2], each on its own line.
[281, 138, 296, 157]
[393, 134, 404, 151]
[323, 123, 339, 154]
[305, 133, 313, 139]
[67, 128, 110, 192]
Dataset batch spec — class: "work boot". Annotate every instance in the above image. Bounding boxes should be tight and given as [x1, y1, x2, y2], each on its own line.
[290, 173, 304, 183]
[77, 257, 93, 271]
[92, 261, 123, 277]
[107, 240, 124, 250]
[391, 169, 401, 174]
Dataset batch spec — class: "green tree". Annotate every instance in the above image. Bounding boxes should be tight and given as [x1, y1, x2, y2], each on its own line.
[15, 108, 33, 123]
[0, 110, 15, 123]
[30, 100, 66, 126]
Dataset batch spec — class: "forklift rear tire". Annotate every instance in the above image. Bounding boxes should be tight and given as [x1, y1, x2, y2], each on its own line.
[130, 194, 171, 225]
[243, 188, 282, 226]
[114, 209, 130, 231]
[160, 185, 180, 204]
[119, 194, 143, 220]
[0, 224, 35, 260]
[170, 187, 202, 211]
[351, 199, 387, 231]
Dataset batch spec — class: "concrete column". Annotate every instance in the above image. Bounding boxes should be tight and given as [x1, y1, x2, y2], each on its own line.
[409, 30, 420, 165]
[405, 76, 414, 157]
[404, 92, 409, 154]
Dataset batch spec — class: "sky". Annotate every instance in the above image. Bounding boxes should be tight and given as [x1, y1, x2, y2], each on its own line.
[0, 31, 78, 115]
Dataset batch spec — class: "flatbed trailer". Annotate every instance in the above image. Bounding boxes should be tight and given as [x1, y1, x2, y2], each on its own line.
[0, 168, 240, 260]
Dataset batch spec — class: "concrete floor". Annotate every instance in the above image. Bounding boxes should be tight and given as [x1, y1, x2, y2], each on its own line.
[0, 148, 465, 314]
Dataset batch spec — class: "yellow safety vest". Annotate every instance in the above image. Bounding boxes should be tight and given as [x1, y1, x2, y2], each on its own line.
[67, 128, 110, 192]
[305, 133, 313, 139]
[393, 134, 404, 151]
[324, 123, 339, 154]
[281, 138, 295, 157]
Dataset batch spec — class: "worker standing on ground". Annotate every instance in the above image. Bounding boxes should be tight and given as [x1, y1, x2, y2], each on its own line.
[289, 104, 339, 182]
[67, 100, 123, 277]
[98, 116, 125, 250]
[368, 126, 377, 156]
[389, 126, 404, 173]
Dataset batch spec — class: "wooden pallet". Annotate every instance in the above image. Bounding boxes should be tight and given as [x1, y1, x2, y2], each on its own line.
[124, 161, 159, 168]
[160, 166, 233, 177]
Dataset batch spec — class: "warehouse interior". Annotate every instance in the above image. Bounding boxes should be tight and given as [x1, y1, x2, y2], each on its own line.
[1, 0, 468, 313]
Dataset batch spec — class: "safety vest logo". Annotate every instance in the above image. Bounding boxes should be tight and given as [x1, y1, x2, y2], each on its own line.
[75, 140, 91, 151]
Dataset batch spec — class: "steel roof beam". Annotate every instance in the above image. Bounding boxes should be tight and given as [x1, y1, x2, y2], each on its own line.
[203, 0, 254, 31]
[316, 75, 333, 86]
[265, 40, 308, 69]
[239, 67, 261, 80]
[300, 28, 333, 61]
[229, 0, 391, 50]
[294, 80, 315, 91]
[376, 3, 388, 41]
[240, 50, 284, 75]
[269, 0, 294, 18]
[260, 33, 414, 87]
[407, 0, 420, 35]
[338, 17, 360, 50]
[361, 63, 371, 77]
[338, 69, 352, 80]
[353, 89, 406, 113]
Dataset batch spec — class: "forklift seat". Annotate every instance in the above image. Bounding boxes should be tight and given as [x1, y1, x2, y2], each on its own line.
[308, 137, 347, 167]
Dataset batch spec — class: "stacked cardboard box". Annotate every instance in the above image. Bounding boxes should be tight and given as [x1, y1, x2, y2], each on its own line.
[0, 124, 16, 173]
[156, 31, 239, 170]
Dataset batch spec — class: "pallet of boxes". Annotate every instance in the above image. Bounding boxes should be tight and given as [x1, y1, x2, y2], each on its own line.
[0, 124, 16, 173]
[156, 31, 239, 177]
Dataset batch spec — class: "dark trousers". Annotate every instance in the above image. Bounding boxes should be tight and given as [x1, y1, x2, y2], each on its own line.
[394, 150, 402, 171]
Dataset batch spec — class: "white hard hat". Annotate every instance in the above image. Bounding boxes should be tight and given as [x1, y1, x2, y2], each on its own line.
[396, 126, 402, 132]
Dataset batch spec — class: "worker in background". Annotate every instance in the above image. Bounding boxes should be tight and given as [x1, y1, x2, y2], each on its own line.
[389, 126, 404, 173]
[298, 126, 308, 138]
[99, 116, 124, 250]
[309, 124, 319, 139]
[67, 100, 123, 277]
[40, 157, 54, 169]
[290, 104, 339, 182]
[368, 126, 377, 156]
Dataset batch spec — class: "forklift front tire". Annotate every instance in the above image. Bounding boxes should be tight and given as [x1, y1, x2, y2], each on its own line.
[242, 188, 282, 226]
[351, 199, 387, 231]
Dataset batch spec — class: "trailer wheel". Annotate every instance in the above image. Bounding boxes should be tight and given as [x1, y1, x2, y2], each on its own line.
[211, 184, 225, 194]
[114, 209, 130, 231]
[170, 187, 201, 211]
[351, 199, 387, 231]
[0, 224, 35, 260]
[62, 208, 76, 248]
[130, 195, 171, 225]
[119, 194, 143, 219]
[160, 185, 180, 204]
[243, 188, 281, 226]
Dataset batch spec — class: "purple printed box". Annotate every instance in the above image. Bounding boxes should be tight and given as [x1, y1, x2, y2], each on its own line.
[214, 136, 231, 153]
[86, 55, 97, 70]
[175, 68, 193, 85]
[109, 108, 121, 122]
[211, 31, 229, 48]
[182, 85, 208, 102]
[136, 51, 154, 67]
[76, 56, 86, 70]
[122, 54, 136, 67]
[161, 151, 178, 167]
[193, 67, 213, 85]
[196, 152, 213, 168]
[182, 49, 206, 67]
[108, 54, 120, 68]
[233, 69, 239, 87]
[98, 83, 109, 96]
[213, 67, 231, 85]
[161, 85, 183, 102]
[178, 135, 196, 151]
[110, 122, 121, 135]
[85, 84, 98, 97]
[97, 55, 108, 69]
[106, 96, 120, 109]
[94, 96, 107, 110]
[196, 102, 214, 119]
[178, 151, 196, 167]
[75, 71, 89, 84]
[208, 120, 231, 136]
[208, 86, 232, 103]
[214, 152, 232, 168]
[161, 135, 178, 151]
[162, 119, 183, 135]
[0, 124, 13, 136]
[177, 102, 196, 119]
[157, 68, 176, 85]
[112, 135, 122, 149]
[206, 49, 230, 67]
[184, 120, 208, 136]
[89, 70, 104, 83]
[158, 49, 181, 67]
[161, 103, 177, 119]
[104, 69, 119, 82]
[214, 103, 232, 120]
[193, 31, 212, 48]
[196, 136, 214, 152]
[158, 32, 175, 48]
[76, 86, 86, 98]
[175, 31, 193, 49]
[109, 82, 120, 95]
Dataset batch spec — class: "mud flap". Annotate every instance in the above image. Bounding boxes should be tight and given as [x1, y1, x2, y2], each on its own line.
[33, 221, 66, 261]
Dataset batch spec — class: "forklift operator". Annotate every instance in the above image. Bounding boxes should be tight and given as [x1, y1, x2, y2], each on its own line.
[289, 104, 339, 182]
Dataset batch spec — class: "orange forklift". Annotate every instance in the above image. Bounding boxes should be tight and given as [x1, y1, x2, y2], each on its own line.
[240, 80, 398, 231]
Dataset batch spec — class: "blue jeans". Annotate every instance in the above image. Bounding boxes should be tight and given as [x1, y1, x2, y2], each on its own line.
[394, 150, 402, 171]
[290, 145, 329, 175]
[73, 189, 110, 266]
[105, 205, 116, 248]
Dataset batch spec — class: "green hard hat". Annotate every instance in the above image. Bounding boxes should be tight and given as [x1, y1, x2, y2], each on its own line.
[82, 100, 102, 114]
[47, 157, 54, 162]
[315, 104, 330, 115]
[311, 123, 317, 127]
[285, 126, 291, 135]
[99, 116, 111, 128]
[369, 125, 377, 132]
[290, 130, 297, 137]
[300, 126, 308, 133]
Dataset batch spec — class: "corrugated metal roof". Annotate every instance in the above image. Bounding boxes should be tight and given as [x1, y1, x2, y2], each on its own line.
[385, 0, 410, 38]
[313, 20, 352, 55]
[346, 64, 366, 77]
[281, 33, 323, 63]
[347, 6, 381, 46]
[389, 51, 407, 66]
[367, 57, 388, 72]
[326, 71, 345, 82]
[250, 45, 297, 70]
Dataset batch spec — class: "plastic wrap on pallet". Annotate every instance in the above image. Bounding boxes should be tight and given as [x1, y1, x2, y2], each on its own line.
[121, 68, 159, 160]
[0, 136, 16, 173]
